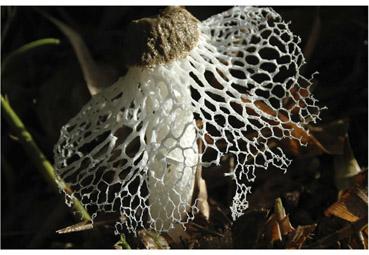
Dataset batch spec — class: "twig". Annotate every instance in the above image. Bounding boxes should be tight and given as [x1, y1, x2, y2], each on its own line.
[56, 220, 93, 234]
[1, 95, 91, 222]
[305, 215, 368, 249]
[56, 216, 123, 234]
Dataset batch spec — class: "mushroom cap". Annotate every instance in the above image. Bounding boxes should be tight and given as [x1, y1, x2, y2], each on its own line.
[123, 6, 200, 67]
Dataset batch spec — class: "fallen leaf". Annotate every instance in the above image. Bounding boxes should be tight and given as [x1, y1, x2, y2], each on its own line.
[326, 186, 368, 223]
[287, 224, 317, 249]
[334, 135, 363, 190]
[274, 198, 295, 236]
[241, 96, 329, 156]
[264, 198, 295, 244]
[270, 217, 283, 242]
[280, 215, 295, 236]
[324, 185, 368, 249]
[325, 201, 360, 222]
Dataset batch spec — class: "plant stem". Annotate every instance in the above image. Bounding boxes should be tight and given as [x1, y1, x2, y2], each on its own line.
[114, 234, 131, 249]
[1, 95, 91, 221]
[2, 38, 60, 73]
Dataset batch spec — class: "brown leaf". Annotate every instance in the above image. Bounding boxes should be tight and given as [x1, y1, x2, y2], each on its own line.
[270, 218, 283, 242]
[242, 96, 351, 158]
[287, 224, 317, 249]
[241, 96, 329, 156]
[274, 198, 295, 236]
[274, 197, 287, 221]
[324, 184, 368, 249]
[264, 198, 295, 243]
[325, 185, 367, 224]
[280, 215, 295, 236]
[334, 135, 363, 190]
[325, 201, 360, 222]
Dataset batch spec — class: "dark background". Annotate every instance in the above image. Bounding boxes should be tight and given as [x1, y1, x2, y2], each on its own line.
[1, 6, 368, 248]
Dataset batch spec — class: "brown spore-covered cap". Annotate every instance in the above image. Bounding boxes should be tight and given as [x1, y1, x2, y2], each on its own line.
[122, 6, 200, 67]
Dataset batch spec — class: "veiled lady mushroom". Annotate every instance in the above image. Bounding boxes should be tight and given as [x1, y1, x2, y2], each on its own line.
[54, 6, 322, 234]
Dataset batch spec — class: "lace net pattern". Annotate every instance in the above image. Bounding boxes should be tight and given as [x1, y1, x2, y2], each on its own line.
[54, 6, 322, 234]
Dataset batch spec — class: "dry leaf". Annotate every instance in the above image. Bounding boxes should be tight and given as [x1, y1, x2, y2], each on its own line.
[270, 218, 283, 242]
[241, 97, 328, 156]
[274, 198, 295, 236]
[287, 224, 317, 249]
[334, 135, 363, 190]
[280, 215, 295, 236]
[325, 201, 360, 222]
[324, 185, 368, 249]
[264, 198, 295, 243]
[326, 187, 368, 223]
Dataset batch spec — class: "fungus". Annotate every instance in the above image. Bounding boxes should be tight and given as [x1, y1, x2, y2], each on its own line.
[54, 6, 323, 234]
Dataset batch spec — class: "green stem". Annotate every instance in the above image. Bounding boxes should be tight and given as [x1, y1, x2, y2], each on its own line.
[118, 234, 131, 249]
[2, 38, 60, 73]
[1, 95, 91, 221]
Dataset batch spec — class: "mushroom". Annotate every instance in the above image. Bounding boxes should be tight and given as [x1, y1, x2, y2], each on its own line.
[54, 6, 323, 234]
